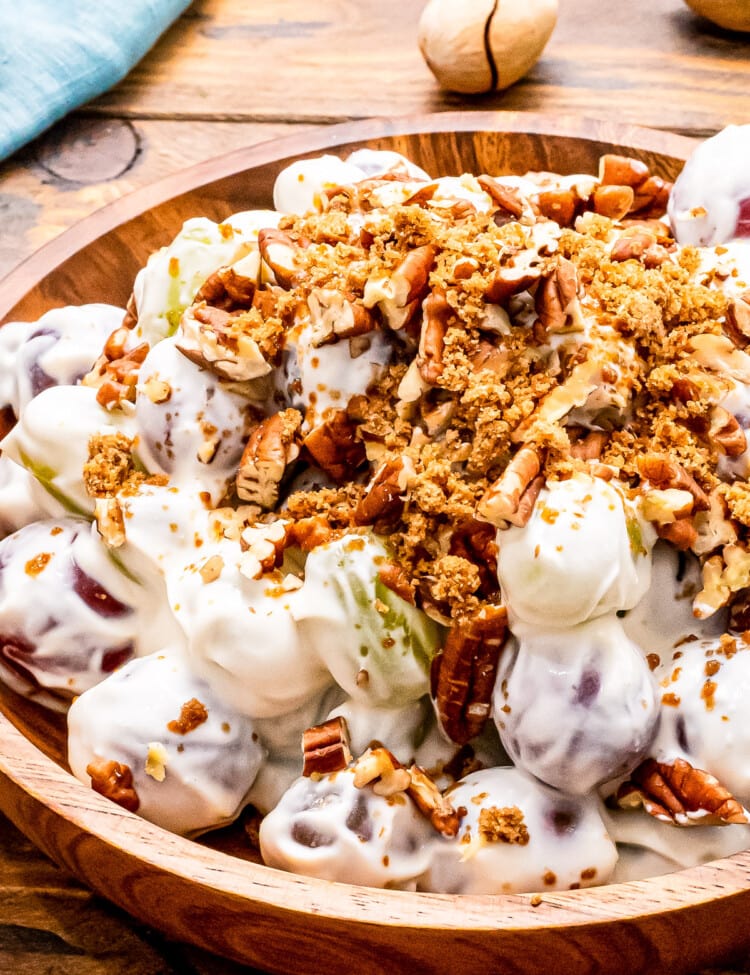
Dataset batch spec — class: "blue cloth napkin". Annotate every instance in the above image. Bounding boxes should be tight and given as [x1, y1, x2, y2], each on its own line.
[0, 0, 191, 161]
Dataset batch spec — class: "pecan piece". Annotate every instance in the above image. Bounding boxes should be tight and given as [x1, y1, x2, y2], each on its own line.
[177, 302, 275, 382]
[307, 288, 378, 347]
[237, 409, 302, 508]
[637, 453, 709, 512]
[485, 259, 543, 306]
[709, 406, 747, 458]
[257, 228, 303, 289]
[352, 746, 411, 797]
[656, 518, 698, 551]
[87, 758, 140, 813]
[534, 188, 577, 227]
[614, 758, 749, 826]
[477, 175, 525, 219]
[354, 456, 411, 527]
[725, 291, 750, 349]
[363, 244, 437, 331]
[377, 560, 416, 604]
[417, 288, 451, 384]
[592, 184, 635, 221]
[239, 520, 288, 579]
[302, 409, 365, 483]
[534, 257, 582, 335]
[477, 445, 545, 528]
[598, 154, 650, 189]
[406, 764, 461, 837]
[302, 716, 353, 777]
[431, 604, 509, 745]
[83, 339, 149, 409]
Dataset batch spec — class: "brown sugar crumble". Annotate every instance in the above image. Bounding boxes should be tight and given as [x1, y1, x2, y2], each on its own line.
[167, 697, 209, 735]
[478, 805, 530, 845]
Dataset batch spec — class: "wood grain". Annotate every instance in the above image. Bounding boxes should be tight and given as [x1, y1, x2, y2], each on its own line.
[4, 116, 750, 975]
[0, 119, 304, 281]
[86, 0, 750, 135]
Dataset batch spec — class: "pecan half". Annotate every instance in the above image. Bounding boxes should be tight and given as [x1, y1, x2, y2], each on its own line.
[363, 244, 437, 331]
[485, 258, 543, 306]
[237, 409, 302, 508]
[614, 757, 749, 826]
[477, 445, 545, 528]
[302, 716, 353, 777]
[535, 257, 582, 335]
[302, 409, 366, 483]
[87, 758, 140, 813]
[431, 603, 509, 745]
[417, 288, 451, 384]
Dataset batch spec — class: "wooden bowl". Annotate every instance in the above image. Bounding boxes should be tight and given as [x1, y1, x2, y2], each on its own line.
[3, 112, 750, 975]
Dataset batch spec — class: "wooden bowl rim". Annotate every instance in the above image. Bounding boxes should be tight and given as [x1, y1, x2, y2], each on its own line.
[2, 112, 747, 936]
[0, 110, 698, 321]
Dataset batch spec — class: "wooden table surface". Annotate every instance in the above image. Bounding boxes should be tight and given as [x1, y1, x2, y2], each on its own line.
[0, 0, 749, 971]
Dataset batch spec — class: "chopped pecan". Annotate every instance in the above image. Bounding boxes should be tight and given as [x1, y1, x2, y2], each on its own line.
[534, 188, 578, 227]
[406, 763, 462, 837]
[87, 758, 140, 813]
[485, 259, 543, 305]
[614, 758, 749, 826]
[535, 257, 582, 335]
[477, 175, 525, 219]
[363, 244, 437, 331]
[592, 184, 634, 221]
[237, 409, 302, 508]
[302, 409, 365, 483]
[194, 262, 258, 310]
[286, 515, 334, 552]
[377, 560, 416, 604]
[641, 488, 695, 525]
[448, 519, 499, 598]
[176, 302, 275, 382]
[352, 746, 411, 797]
[239, 520, 288, 579]
[469, 339, 510, 378]
[83, 339, 149, 409]
[598, 155, 650, 189]
[569, 430, 608, 461]
[354, 456, 411, 527]
[431, 603, 508, 745]
[307, 289, 378, 347]
[257, 228, 303, 289]
[709, 406, 747, 458]
[477, 445, 545, 528]
[656, 518, 698, 551]
[725, 292, 750, 349]
[122, 292, 138, 331]
[94, 497, 126, 548]
[637, 454, 709, 512]
[631, 175, 672, 218]
[417, 288, 451, 384]
[610, 229, 657, 263]
[302, 716, 353, 777]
